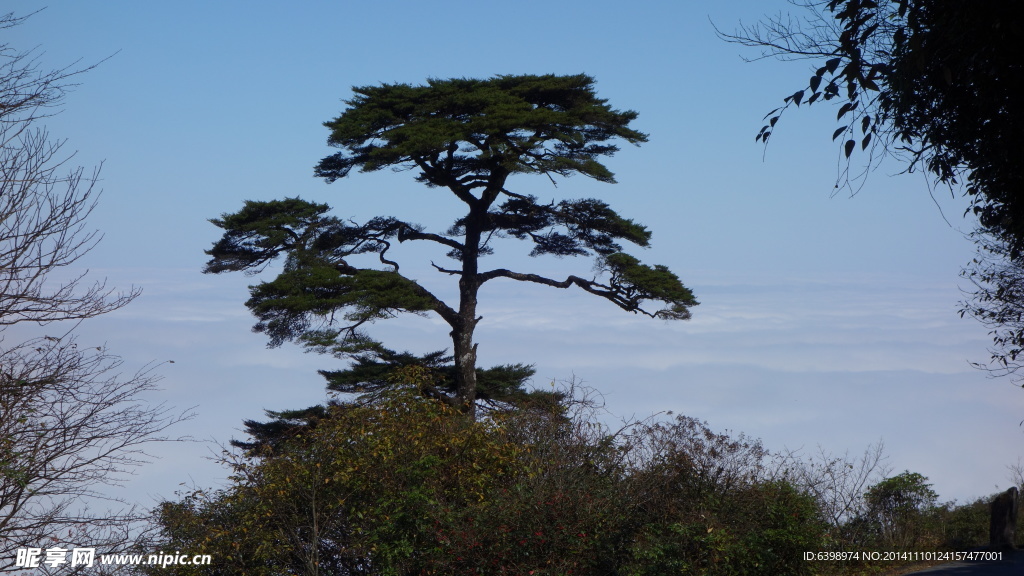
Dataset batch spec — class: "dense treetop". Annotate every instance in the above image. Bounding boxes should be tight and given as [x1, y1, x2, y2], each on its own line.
[315, 74, 648, 185]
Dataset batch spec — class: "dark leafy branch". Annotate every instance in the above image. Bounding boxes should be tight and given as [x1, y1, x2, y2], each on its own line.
[718, 0, 908, 195]
[724, 1, 1024, 383]
[205, 198, 459, 351]
[480, 252, 695, 321]
[487, 196, 651, 257]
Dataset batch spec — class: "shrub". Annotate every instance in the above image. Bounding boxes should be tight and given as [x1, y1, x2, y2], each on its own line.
[149, 384, 830, 575]
[622, 415, 826, 576]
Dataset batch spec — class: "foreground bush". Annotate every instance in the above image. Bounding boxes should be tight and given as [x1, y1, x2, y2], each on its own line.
[622, 415, 825, 576]
[147, 383, 826, 575]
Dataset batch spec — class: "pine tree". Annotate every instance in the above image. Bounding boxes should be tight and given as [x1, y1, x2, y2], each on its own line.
[206, 74, 697, 417]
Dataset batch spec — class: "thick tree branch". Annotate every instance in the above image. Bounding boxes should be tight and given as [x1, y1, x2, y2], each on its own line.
[397, 225, 464, 252]
[479, 267, 661, 318]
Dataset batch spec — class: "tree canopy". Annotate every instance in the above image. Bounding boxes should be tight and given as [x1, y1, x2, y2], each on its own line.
[720, 0, 1024, 380]
[205, 73, 697, 417]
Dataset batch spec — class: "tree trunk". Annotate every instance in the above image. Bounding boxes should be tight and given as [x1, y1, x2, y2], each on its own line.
[453, 200, 487, 418]
[452, 298, 479, 418]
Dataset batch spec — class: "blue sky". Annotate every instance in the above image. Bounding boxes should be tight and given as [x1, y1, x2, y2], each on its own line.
[6, 0, 1022, 506]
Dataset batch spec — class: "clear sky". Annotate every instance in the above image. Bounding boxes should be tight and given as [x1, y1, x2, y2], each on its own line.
[6, 0, 1022, 507]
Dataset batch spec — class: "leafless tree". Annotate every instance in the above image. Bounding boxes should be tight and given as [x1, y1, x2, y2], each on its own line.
[0, 10, 184, 573]
[0, 11, 138, 326]
[1007, 458, 1024, 493]
[0, 337, 181, 573]
[775, 440, 890, 529]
